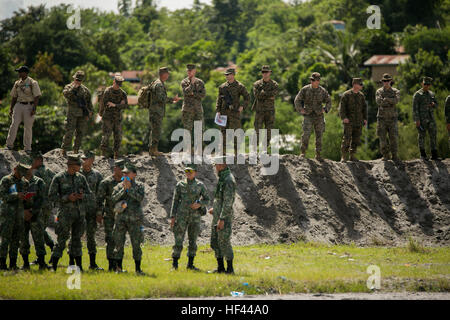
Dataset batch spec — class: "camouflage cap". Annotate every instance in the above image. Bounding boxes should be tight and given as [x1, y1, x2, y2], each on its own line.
[114, 159, 126, 169]
[122, 163, 137, 173]
[310, 72, 321, 81]
[224, 68, 236, 75]
[67, 153, 82, 166]
[15, 66, 30, 73]
[381, 73, 393, 81]
[352, 78, 363, 86]
[114, 73, 125, 82]
[17, 155, 32, 172]
[73, 70, 85, 81]
[261, 65, 271, 72]
[422, 76, 433, 85]
[184, 163, 197, 171]
[159, 67, 170, 75]
[81, 150, 95, 160]
[31, 150, 43, 159]
[186, 64, 196, 70]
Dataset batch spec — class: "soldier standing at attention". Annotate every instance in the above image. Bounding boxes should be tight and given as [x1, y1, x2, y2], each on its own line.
[148, 67, 180, 156]
[99, 74, 128, 159]
[294, 72, 331, 161]
[412, 77, 439, 160]
[375, 73, 401, 162]
[48, 154, 93, 272]
[60, 71, 93, 157]
[169, 164, 210, 271]
[181, 64, 206, 155]
[111, 163, 146, 275]
[20, 157, 47, 270]
[208, 156, 236, 274]
[339, 78, 368, 162]
[97, 159, 125, 271]
[0, 157, 30, 270]
[6, 66, 41, 153]
[252, 65, 278, 152]
[215, 68, 250, 156]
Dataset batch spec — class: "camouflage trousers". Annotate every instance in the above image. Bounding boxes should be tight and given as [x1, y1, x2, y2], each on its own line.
[103, 213, 115, 260]
[20, 213, 46, 257]
[172, 212, 201, 259]
[182, 110, 204, 149]
[61, 115, 88, 152]
[254, 109, 275, 149]
[0, 210, 24, 260]
[100, 118, 122, 154]
[41, 208, 55, 248]
[341, 124, 362, 154]
[417, 119, 437, 151]
[301, 114, 325, 153]
[220, 112, 242, 155]
[68, 210, 97, 255]
[51, 210, 86, 258]
[377, 117, 398, 157]
[112, 213, 143, 261]
[149, 111, 164, 149]
[210, 216, 233, 260]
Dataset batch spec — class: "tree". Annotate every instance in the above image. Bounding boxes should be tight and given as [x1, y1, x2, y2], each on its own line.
[118, 0, 132, 17]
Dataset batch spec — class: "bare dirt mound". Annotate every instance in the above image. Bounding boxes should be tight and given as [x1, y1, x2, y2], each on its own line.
[1, 149, 449, 247]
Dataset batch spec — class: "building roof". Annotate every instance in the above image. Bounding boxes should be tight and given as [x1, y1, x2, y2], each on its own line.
[364, 55, 410, 66]
[109, 71, 144, 82]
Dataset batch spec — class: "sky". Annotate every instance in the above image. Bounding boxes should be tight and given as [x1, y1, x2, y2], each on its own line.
[0, 0, 213, 20]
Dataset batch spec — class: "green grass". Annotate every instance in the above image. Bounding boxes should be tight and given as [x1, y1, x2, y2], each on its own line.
[0, 242, 449, 299]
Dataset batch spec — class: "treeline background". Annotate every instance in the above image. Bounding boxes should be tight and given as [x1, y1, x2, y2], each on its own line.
[0, 0, 449, 160]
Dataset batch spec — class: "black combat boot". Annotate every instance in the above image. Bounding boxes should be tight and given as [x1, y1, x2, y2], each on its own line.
[420, 149, 428, 160]
[9, 256, 18, 270]
[213, 258, 225, 273]
[172, 257, 179, 270]
[135, 260, 146, 276]
[431, 149, 439, 160]
[116, 259, 127, 273]
[108, 259, 114, 272]
[69, 255, 75, 266]
[0, 257, 7, 270]
[21, 254, 30, 270]
[89, 253, 104, 271]
[226, 259, 234, 274]
[74, 256, 83, 272]
[50, 256, 60, 271]
[37, 255, 48, 271]
[187, 256, 199, 271]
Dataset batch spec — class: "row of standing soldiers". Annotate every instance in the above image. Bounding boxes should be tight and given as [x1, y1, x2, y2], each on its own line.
[0, 151, 237, 275]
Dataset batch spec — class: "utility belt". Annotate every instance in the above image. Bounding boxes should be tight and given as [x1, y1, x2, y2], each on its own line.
[18, 101, 33, 105]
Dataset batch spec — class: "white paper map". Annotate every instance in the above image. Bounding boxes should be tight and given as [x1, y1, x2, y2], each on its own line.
[215, 112, 227, 127]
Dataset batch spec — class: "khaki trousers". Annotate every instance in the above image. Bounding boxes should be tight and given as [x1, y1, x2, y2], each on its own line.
[6, 102, 35, 151]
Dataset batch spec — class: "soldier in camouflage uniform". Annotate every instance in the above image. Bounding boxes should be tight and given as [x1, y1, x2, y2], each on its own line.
[111, 163, 146, 275]
[0, 156, 30, 270]
[339, 78, 368, 162]
[413, 77, 439, 160]
[169, 164, 210, 270]
[252, 65, 278, 152]
[208, 156, 236, 274]
[376, 74, 401, 162]
[68, 151, 104, 270]
[61, 71, 93, 156]
[445, 95, 450, 155]
[181, 64, 206, 154]
[20, 158, 48, 270]
[99, 74, 128, 159]
[216, 68, 250, 156]
[148, 67, 180, 156]
[294, 72, 331, 161]
[97, 159, 125, 271]
[48, 154, 93, 271]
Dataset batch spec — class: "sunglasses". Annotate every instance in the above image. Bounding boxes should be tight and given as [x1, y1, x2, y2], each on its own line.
[184, 169, 195, 173]
[382, 80, 390, 82]
[262, 71, 270, 73]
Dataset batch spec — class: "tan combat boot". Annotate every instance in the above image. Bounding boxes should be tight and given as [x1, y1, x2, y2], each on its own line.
[340, 152, 348, 163]
[349, 152, 358, 161]
[61, 149, 67, 157]
[113, 151, 121, 159]
[149, 146, 162, 156]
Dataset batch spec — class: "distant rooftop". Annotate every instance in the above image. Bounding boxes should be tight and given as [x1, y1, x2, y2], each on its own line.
[109, 71, 144, 83]
[364, 55, 410, 66]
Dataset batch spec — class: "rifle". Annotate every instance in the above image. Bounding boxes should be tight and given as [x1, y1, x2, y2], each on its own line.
[223, 87, 234, 111]
[73, 88, 89, 117]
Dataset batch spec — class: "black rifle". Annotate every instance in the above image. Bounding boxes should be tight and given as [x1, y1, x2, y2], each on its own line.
[73, 88, 89, 117]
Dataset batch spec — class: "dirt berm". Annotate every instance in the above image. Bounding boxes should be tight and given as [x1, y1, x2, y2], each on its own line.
[1, 149, 449, 247]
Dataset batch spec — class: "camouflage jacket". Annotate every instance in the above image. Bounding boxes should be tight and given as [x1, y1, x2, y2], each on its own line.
[81, 168, 103, 212]
[63, 83, 93, 117]
[0, 173, 28, 215]
[215, 80, 250, 115]
[33, 164, 55, 210]
[339, 89, 368, 125]
[375, 87, 400, 118]
[170, 178, 210, 218]
[412, 88, 438, 122]
[212, 167, 236, 220]
[48, 171, 93, 216]
[100, 86, 128, 119]
[150, 79, 172, 116]
[445, 95, 450, 124]
[23, 175, 46, 219]
[294, 84, 331, 116]
[97, 174, 122, 217]
[181, 77, 206, 111]
[111, 179, 145, 220]
[252, 79, 278, 112]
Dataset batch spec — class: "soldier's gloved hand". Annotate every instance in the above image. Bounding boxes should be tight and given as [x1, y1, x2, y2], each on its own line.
[208, 208, 213, 215]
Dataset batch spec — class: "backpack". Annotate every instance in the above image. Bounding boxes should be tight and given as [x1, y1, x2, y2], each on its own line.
[137, 80, 156, 109]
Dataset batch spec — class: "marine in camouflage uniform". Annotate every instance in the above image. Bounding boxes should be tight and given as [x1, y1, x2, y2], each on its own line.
[294, 72, 331, 161]
[375, 74, 401, 162]
[149, 67, 180, 156]
[48, 154, 93, 271]
[0, 156, 30, 270]
[181, 64, 206, 153]
[412, 77, 439, 160]
[215, 68, 250, 155]
[339, 78, 368, 162]
[61, 71, 93, 156]
[252, 65, 278, 152]
[169, 164, 210, 270]
[445, 95, 450, 154]
[20, 161, 47, 270]
[209, 156, 236, 274]
[99, 75, 128, 159]
[96, 159, 125, 271]
[111, 163, 146, 275]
